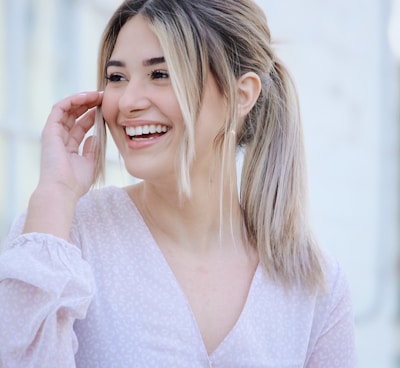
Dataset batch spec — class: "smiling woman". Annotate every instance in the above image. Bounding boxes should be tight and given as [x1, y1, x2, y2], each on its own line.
[0, 1, 356, 367]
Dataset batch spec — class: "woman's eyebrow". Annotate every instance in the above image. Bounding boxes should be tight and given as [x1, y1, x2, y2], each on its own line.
[105, 57, 165, 70]
[142, 57, 165, 66]
[105, 60, 125, 69]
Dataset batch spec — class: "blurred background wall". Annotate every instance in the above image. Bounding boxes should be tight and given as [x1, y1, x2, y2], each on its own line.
[0, 0, 399, 366]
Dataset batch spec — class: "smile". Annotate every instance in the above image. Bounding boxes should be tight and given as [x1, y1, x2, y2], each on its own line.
[125, 124, 169, 139]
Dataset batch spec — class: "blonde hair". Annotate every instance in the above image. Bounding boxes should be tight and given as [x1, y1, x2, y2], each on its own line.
[94, 0, 324, 290]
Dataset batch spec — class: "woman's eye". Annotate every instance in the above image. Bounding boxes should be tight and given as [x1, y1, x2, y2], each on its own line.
[149, 70, 169, 80]
[106, 74, 126, 83]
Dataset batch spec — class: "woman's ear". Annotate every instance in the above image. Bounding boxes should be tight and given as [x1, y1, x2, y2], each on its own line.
[237, 72, 262, 118]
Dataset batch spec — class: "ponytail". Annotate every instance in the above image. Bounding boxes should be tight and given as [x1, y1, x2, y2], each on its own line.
[240, 59, 324, 290]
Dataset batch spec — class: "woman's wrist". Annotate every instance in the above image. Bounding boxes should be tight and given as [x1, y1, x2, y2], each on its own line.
[23, 185, 80, 240]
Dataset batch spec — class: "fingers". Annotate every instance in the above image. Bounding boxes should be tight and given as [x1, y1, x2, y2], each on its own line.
[46, 91, 103, 133]
[82, 135, 97, 160]
[66, 108, 97, 153]
[42, 91, 103, 146]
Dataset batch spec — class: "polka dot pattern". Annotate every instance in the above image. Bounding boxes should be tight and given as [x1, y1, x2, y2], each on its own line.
[0, 186, 356, 367]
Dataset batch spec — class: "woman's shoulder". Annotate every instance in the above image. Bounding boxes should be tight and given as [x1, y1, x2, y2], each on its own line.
[312, 250, 354, 324]
[320, 250, 349, 296]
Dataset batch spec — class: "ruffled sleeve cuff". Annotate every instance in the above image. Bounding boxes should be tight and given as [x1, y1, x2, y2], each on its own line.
[0, 233, 96, 367]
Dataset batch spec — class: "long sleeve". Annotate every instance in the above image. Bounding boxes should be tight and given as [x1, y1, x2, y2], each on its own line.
[0, 216, 95, 368]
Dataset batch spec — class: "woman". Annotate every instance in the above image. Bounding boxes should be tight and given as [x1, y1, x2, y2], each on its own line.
[0, 0, 356, 367]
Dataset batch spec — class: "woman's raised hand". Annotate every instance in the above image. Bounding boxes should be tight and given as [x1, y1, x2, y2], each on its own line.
[23, 91, 103, 239]
[39, 91, 103, 200]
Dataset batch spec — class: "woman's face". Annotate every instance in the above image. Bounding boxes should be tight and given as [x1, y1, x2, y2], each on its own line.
[102, 15, 226, 186]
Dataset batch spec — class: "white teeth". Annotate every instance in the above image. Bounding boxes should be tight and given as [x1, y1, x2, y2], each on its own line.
[125, 124, 168, 137]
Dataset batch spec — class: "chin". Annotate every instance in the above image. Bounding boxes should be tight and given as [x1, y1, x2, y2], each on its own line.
[123, 160, 170, 184]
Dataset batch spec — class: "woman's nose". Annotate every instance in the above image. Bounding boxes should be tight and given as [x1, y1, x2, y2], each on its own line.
[118, 79, 151, 114]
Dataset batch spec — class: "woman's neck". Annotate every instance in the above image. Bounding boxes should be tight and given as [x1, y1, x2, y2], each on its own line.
[126, 176, 247, 255]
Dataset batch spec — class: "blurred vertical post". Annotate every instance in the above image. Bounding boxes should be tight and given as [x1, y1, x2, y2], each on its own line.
[389, 0, 400, 365]
[3, 0, 27, 235]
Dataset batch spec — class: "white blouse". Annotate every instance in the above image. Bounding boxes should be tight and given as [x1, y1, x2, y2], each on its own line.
[0, 186, 356, 368]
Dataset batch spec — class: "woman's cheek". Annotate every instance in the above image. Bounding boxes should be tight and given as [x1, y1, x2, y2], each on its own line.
[101, 89, 116, 124]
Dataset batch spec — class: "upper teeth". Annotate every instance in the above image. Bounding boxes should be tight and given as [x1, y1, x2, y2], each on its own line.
[125, 124, 168, 137]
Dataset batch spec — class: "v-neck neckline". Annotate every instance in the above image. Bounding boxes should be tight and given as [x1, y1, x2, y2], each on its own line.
[119, 186, 262, 359]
